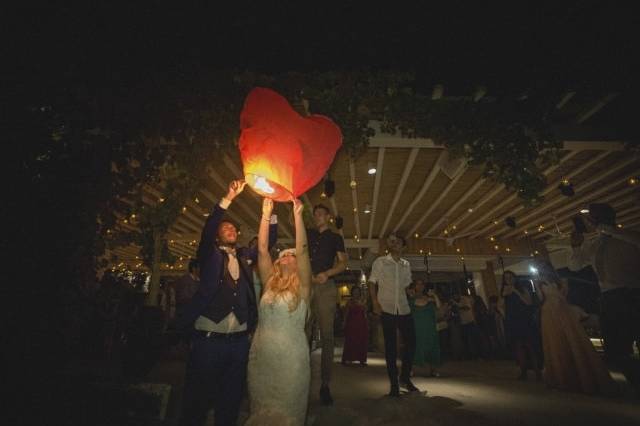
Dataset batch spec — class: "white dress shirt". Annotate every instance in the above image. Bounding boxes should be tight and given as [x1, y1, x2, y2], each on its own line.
[568, 225, 640, 292]
[369, 254, 413, 315]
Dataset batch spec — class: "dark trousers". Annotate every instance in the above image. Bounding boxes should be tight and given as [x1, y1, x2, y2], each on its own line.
[601, 288, 640, 387]
[180, 334, 250, 426]
[381, 312, 415, 386]
[461, 322, 481, 359]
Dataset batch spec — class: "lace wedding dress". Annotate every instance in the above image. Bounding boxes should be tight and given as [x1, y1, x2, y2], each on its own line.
[246, 291, 310, 425]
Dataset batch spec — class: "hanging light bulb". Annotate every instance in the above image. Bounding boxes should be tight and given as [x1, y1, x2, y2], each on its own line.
[367, 162, 377, 175]
[364, 204, 371, 214]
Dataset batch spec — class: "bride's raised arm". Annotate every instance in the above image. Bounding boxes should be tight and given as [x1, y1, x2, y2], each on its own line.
[258, 198, 274, 285]
[293, 198, 312, 302]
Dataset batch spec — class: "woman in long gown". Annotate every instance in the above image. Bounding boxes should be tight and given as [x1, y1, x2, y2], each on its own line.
[246, 198, 312, 426]
[534, 260, 617, 395]
[408, 280, 442, 376]
[342, 286, 369, 365]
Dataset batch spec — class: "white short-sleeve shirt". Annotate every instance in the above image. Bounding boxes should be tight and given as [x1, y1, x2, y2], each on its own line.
[369, 254, 413, 315]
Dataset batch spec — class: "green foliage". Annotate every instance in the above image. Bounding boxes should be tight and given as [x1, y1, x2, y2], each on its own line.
[22, 70, 590, 284]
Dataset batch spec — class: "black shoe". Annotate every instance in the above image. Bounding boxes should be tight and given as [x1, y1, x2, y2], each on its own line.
[320, 385, 333, 405]
[400, 379, 420, 392]
[387, 384, 400, 397]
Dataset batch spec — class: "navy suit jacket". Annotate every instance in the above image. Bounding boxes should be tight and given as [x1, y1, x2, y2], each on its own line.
[177, 203, 277, 332]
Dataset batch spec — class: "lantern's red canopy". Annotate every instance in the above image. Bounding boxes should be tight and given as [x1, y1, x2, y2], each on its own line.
[238, 87, 343, 201]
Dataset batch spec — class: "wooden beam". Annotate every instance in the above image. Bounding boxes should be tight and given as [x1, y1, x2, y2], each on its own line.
[424, 177, 486, 237]
[556, 91, 576, 109]
[472, 150, 609, 238]
[576, 93, 618, 124]
[378, 148, 420, 238]
[367, 147, 385, 239]
[533, 197, 640, 239]
[408, 164, 467, 237]
[348, 158, 362, 257]
[458, 150, 582, 237]
[393, 150, 447, 234]
[503, 167, 640, 239]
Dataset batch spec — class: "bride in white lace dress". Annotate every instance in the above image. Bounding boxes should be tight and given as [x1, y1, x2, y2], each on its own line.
[246, 198, 312, 426]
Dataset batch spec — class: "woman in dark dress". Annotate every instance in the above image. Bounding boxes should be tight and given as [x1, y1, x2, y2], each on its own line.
[502, 270, 542, 381]
[342, 286, 369, 365]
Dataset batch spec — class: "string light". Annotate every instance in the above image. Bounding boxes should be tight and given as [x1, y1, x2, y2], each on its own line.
[182, 206, 187, 212]
[493, 220, 499, 225]
[444, 229, 449, 235]
[506, 247, 511, 252]
[195, 197, 200, 203]
[617, 223, 623, 229]
[630, 178, 638, 185]
[350, 180, 357, 189]
[414, 233, 420, 238]
[320, 192, 327, 199]
[468, 208, 473, 213]
[130, 214, 136, 219]
[524, 230, 529, 235]
[353, 207, 357, 213]
[456, 248, 461, 253]
[428, 251, 432, 256]
[490, 236, 495, 242]
[452, 225, 457, 230]
[494, 245, 500, 250]
[419, 249, 424, 254]
[159, 198, 165, 202]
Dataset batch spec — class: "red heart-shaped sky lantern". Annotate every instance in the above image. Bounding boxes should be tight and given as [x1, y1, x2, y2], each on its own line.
[239, 87, 343, 202]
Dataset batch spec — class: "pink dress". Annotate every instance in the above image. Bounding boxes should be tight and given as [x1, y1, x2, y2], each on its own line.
[342, 301, 369, 363]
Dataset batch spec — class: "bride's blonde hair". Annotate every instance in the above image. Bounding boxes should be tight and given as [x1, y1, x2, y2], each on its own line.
[265, 258, 301, 312]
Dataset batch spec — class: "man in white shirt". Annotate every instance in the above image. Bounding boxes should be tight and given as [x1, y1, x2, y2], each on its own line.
[369, 233, 420, 396]
[569, 203, 640, 389]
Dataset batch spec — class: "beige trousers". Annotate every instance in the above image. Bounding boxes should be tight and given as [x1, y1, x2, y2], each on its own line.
[310, 281, 338, 385]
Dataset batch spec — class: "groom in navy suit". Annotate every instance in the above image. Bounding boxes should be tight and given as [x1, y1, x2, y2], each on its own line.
[178, 179, 277, 426]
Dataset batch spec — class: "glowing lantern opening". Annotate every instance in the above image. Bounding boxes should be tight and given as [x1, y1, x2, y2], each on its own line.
[239, 87, 343, 202]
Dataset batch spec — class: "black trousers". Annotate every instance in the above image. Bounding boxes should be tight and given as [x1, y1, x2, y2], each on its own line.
[180, 334, 250, 426]
[600, 288, 640, 387]
[380, 312, 415, 386]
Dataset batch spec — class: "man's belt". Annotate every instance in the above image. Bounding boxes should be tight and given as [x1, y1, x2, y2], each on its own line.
[194, 329, 249, 339]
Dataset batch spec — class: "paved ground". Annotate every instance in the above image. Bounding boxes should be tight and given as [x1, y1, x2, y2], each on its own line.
[141, 344, 640, 426]
[59, 344, 640, 425]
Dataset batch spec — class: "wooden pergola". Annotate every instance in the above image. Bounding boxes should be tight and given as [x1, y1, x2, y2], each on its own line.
[106, 89, 639, 285]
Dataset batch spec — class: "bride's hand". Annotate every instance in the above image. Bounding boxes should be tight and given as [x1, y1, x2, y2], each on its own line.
[292, 198, 304, 216]
[262, 198, 274, 218]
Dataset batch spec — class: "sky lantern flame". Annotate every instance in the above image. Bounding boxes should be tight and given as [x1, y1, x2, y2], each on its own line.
[239, 87, 343, 201]
[250, 174, 275, 194]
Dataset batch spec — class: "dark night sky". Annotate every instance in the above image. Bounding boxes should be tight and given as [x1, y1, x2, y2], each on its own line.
[6, 2, 638, 91]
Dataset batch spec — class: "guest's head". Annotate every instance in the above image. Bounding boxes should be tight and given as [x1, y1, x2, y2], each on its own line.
[414, 279, 426, 295]
[313, 204, 331, 228]
[188, 259, 199, 276]
[386, 233, 407, 255]
[501, 270, 517, 295]
[350, 286, 363, 301]
[217, 220, 239, 246]
[587, 203, 616, 228]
